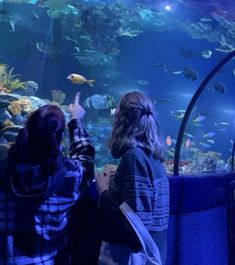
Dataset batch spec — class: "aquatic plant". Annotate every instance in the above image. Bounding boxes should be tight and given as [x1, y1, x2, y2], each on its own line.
[2, 78, 25, 92]
[0, 65, 25, 93]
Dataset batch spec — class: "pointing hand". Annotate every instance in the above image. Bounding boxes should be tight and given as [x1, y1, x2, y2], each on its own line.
[69, 92, 85, 120]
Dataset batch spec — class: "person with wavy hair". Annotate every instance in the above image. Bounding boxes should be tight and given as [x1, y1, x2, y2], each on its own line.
[96, 91, 169, 265]
[0, 92, 95, 264]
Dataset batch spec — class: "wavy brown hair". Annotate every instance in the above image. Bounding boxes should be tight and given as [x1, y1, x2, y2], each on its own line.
[108, 91, 165, 161]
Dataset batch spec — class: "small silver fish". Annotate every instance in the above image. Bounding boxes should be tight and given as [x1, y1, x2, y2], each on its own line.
[201, 49, 212, 59]
[135, 80, 149, 86]
[207, 139, 215, 144]
[199, 142, 211, 148]
[203, 132, 215, 138]
[36, 43, 55, 56]
[192, 115, 206, 123]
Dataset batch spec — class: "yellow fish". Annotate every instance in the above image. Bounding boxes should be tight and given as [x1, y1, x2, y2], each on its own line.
[67, 73, 95, 87]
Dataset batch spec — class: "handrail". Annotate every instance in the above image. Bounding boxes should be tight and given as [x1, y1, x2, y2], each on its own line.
[173, 50, 235, 176]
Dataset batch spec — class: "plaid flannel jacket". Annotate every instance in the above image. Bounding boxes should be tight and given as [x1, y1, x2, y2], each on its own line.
[0, 119, 95, 265]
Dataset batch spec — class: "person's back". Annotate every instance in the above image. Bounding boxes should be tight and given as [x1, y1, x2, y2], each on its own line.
[116, 146, 169, 262]
[0, 93, 95, 264]
[96, 91, 169, 265]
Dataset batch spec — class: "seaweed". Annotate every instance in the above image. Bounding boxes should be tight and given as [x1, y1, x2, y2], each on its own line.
[0, 65, 25, 93]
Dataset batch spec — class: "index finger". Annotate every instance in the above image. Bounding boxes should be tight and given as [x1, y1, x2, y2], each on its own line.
[74, 92, 80, 105]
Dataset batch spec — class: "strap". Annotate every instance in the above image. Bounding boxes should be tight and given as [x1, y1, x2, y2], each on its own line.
[119, 202, 162, 265]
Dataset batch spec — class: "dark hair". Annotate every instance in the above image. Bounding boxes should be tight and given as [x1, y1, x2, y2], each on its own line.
[108, 91, 165, 161]
[8, 104, 65, 165]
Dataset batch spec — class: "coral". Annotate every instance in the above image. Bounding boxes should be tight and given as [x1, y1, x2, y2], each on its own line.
[8, 98, 32, 116]
[189, 150, 221, 174]
[0, 84, 7, 93]
[51, 89, 66, 104]
[0, 65, 8, 83]
[96, 163, 118, 174]
[1, 119, 14, 127]
[8, 101, 21, 115]
[24, 80, 39, 93]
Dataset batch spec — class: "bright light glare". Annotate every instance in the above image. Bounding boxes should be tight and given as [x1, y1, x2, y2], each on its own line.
[164, 5, 172, 11]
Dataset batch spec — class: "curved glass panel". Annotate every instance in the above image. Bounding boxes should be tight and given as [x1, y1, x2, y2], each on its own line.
[178, 60, 235, 175]
[0, 0, 235, 175]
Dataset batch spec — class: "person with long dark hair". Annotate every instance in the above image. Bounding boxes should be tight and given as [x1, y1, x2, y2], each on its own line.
[0, 92, 95, 264]
[96, 91, 169, 265]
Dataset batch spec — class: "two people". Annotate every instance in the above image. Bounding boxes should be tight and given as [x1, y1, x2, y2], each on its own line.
[0, 91, 169, 265]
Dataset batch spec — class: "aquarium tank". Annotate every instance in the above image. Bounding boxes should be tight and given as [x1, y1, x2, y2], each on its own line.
[0, 0, 235, 176]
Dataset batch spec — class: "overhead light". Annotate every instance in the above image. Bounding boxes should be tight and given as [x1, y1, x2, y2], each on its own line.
[164, 5, 172, 11]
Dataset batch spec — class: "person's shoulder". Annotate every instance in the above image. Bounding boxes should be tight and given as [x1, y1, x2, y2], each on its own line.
[119, 147, 147, 169]
[122, 146, 146, 159]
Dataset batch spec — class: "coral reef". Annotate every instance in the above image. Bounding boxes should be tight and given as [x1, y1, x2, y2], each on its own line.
[8, 98, 32, 116]
[51, 89, 66, 104]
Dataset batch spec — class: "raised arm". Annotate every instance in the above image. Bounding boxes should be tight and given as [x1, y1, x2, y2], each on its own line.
[68, 92, 95, 185]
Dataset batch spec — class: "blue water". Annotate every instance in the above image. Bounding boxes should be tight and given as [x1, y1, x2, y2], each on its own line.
[0, 0, 235, 173]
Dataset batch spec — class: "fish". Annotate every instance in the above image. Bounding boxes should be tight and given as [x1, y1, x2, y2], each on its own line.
[178, 46, 194, 59]
[170, 109, 186, 120]
[201, 49, 212, 59]
[183, 67, 198, 81]
[153, 98, 172, 104]
[200, 17, 213, 22]
[167, 68, 183, 75]
[166, 135, 172, 146]
[32, 11, 39, 19]
[184, 133, 194, 138]
[84, 94, 113, 109]
[192, 115, 206, 123]
[199, 142, 211, 148]
[162, 66, 183, 75]
[191, 123, 204, 128]
[203, 131, 215, 138]
[185, 138, 192, 148]
[152, 64, 183, 75]
[166, 136, 176, 146]
[135, 80, 149, 86]
[151, 63, 166, 68]
[215, 122, 230, 127]
[211, 81, 226, 94]
[64, 36, 77, 43]
[36, 43, 56, 56]
[9, 14, 22, 32]
[215, 122, 230, 132]
[207, 139, 215, 144]
[0, 8, 9, 15]
[67, 73, 95, 86]
[74, 47, 80, 53]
